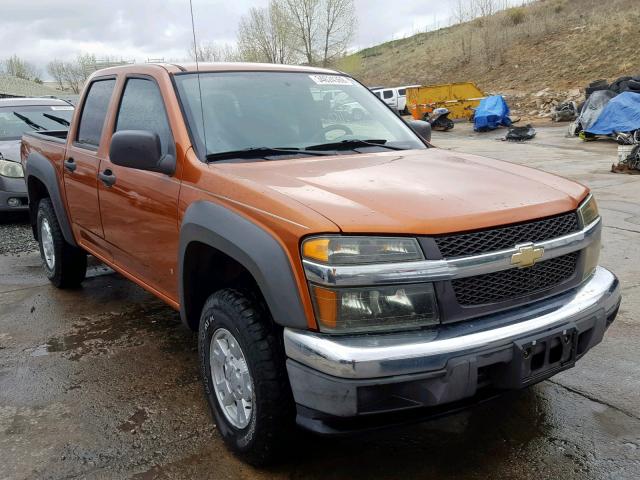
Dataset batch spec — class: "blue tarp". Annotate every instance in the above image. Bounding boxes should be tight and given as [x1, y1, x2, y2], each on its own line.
[587, 92, 640, 135]
[474, 95, 512, 131]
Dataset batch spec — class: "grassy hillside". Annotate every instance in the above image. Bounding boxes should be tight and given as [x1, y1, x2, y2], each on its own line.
[0, 75, 64, 98]
[339, 0, 639, 96]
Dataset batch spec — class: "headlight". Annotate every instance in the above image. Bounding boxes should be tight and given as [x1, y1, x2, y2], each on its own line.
[0, 159, 24, 178]
[310, 283, 439, 333]
[577, 194, 598, 227]
[302, 236, 423, 265]
[302, 236, 436, 333]
[577, 194, 601, 279]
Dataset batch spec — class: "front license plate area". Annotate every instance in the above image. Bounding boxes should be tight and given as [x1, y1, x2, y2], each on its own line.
[514, 326, 578, 387]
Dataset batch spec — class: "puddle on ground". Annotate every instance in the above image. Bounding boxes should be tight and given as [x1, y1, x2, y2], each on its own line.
[44, 302, 189, 361]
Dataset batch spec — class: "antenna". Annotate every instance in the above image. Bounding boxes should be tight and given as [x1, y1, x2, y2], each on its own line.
[189, 0, 208, 156]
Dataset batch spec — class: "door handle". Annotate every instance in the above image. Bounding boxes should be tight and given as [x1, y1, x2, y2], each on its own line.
[64, 157, 76, 172]
[98, 169, 116, 187]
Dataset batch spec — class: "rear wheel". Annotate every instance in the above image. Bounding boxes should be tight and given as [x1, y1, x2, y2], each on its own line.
[198, 289, 294, 466]
[37, 198, 86, 288]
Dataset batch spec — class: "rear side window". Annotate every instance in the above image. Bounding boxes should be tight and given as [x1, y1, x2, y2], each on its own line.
[398, 89, 406, 96]
[383, 90, 393, 99]
[115, 78, 174, 155]
[76, 79, 116, 147]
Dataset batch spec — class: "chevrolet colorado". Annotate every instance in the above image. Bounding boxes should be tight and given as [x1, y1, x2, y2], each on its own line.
[21, 63, 621, 465]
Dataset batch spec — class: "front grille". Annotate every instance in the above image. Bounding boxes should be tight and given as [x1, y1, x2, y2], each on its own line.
[435, 212, 580, 258]
[452, 252, 579, 306]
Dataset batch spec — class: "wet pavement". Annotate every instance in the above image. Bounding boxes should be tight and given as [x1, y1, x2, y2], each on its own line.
[1, 124, 639, 479]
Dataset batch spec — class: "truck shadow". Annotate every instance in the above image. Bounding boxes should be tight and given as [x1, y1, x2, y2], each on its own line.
[273, 388, 554, 478]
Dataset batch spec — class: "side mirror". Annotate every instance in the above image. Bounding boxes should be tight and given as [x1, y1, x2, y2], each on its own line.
[109, 130, 175, 175]
[407, 119, 432, 143]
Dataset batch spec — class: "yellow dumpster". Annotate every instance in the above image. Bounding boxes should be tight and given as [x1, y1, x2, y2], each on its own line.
[406, 82, 486, 121]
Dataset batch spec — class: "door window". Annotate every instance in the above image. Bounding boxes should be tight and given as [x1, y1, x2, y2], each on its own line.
[76, 79, 116, 148]
[398, 89, 406, 96]
[115, 78, 174, 155]
[383, 90, 394, 99]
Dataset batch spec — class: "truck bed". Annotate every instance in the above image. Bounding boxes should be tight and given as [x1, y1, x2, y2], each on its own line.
[21, 130, 68, 175]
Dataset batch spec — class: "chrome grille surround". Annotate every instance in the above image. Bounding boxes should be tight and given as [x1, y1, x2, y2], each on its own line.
[303, 217, 600, 287]
[435, 212, 580, 258]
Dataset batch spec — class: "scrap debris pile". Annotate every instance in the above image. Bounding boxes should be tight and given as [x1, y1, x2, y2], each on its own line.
[565, 76, 640, 173]
[507, 88, 582, 119]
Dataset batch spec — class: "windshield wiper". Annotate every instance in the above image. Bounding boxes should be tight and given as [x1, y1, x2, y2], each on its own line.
[13, 112, 45, 131]
[304, 139, 405, 151]
[206, 146, 332, 162]
[43, 113, 70, 127]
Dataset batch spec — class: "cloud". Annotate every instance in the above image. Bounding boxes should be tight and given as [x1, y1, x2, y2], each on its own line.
[0, 0, 458, 72]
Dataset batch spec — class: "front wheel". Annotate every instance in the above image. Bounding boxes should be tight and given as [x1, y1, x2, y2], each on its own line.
[37, 198, 87, 288]
[198, 289, 294, 466]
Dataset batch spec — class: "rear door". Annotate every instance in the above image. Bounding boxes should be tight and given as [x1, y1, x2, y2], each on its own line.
[98, 75, 181, 299]
[397, 88, 407, 112]
[64, 77, 116, 242]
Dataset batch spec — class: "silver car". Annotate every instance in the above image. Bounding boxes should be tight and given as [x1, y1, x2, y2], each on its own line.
[0, 97, 74, 216]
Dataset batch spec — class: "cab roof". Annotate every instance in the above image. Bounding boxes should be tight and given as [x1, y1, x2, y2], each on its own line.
[92, 62, 342, 77]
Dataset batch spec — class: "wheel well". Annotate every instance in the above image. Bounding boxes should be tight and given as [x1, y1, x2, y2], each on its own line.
[182, 241, 264, 331]
[27, 176, 50, 240]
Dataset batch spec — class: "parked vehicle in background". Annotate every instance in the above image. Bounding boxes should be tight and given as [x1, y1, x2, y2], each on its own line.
[372, 85, 419, 114]
[21, 63, 620, 467]
[0, 97, 73, 217]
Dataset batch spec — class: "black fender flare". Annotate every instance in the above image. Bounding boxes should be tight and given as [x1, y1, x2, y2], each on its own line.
[179, 201, 308, 330]
[25, 151, 77, 246]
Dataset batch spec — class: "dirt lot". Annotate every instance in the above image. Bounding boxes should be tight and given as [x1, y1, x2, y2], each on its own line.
[1, 123, 639, 479]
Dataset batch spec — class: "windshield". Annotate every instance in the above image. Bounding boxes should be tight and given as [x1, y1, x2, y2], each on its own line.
[174, 71, 425, 159]
[0, 104, 74, 141]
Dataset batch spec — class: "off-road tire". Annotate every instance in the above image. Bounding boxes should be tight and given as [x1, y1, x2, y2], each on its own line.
[36, 198, 86, 288]
[198, 288, 294, 466]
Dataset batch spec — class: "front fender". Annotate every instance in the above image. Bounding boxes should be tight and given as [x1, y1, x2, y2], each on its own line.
[179, 201, 308, 329]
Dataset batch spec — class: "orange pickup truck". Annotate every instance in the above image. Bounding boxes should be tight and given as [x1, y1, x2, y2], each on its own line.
[21, 63, 620, 465]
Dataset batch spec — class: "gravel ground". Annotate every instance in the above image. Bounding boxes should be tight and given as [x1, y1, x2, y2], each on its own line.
[0, 212, 37, 256]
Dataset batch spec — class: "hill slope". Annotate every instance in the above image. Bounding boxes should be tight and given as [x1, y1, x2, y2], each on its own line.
[340, 0, 639, 101]
[0, 75, 63, 98]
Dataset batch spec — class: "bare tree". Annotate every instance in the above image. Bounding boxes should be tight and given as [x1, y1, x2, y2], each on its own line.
[53, 54, 97, 94]
[320, 0, 356, 67]
[234, 0, 356, 66]
[452, 0, 476, 63]
[237, 1, 296, 64]
[190, 42, 239, 62]
[452, 0, 476, 23]
[2, 54, 39, 80]
[284, 0, 321, 65]
[47, 60, 66, 90]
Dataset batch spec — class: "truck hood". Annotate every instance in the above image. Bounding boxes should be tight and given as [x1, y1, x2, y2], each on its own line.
[0, 140, 21, 163]
[216, 149, 588, 235]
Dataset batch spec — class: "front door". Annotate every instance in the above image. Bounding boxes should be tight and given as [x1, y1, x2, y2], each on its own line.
[98, 76, 181, 300]
[64, 78, 116, 241]
[382, 89, 397, 110]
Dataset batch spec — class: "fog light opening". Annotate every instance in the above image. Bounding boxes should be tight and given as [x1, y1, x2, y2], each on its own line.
[7, 197, 21, 208]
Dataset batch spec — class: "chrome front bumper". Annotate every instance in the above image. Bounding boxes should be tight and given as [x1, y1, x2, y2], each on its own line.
[284, 267, 620, 425]
[285, 267, 619, 379]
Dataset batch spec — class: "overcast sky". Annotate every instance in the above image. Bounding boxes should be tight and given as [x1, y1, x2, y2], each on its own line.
[0, 0, 459, 72]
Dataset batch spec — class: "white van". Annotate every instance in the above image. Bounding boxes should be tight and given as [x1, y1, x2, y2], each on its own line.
[371, 85, 420, 114]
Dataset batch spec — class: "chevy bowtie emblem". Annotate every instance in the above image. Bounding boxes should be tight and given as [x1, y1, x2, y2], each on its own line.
[511, 243, 544, 268]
